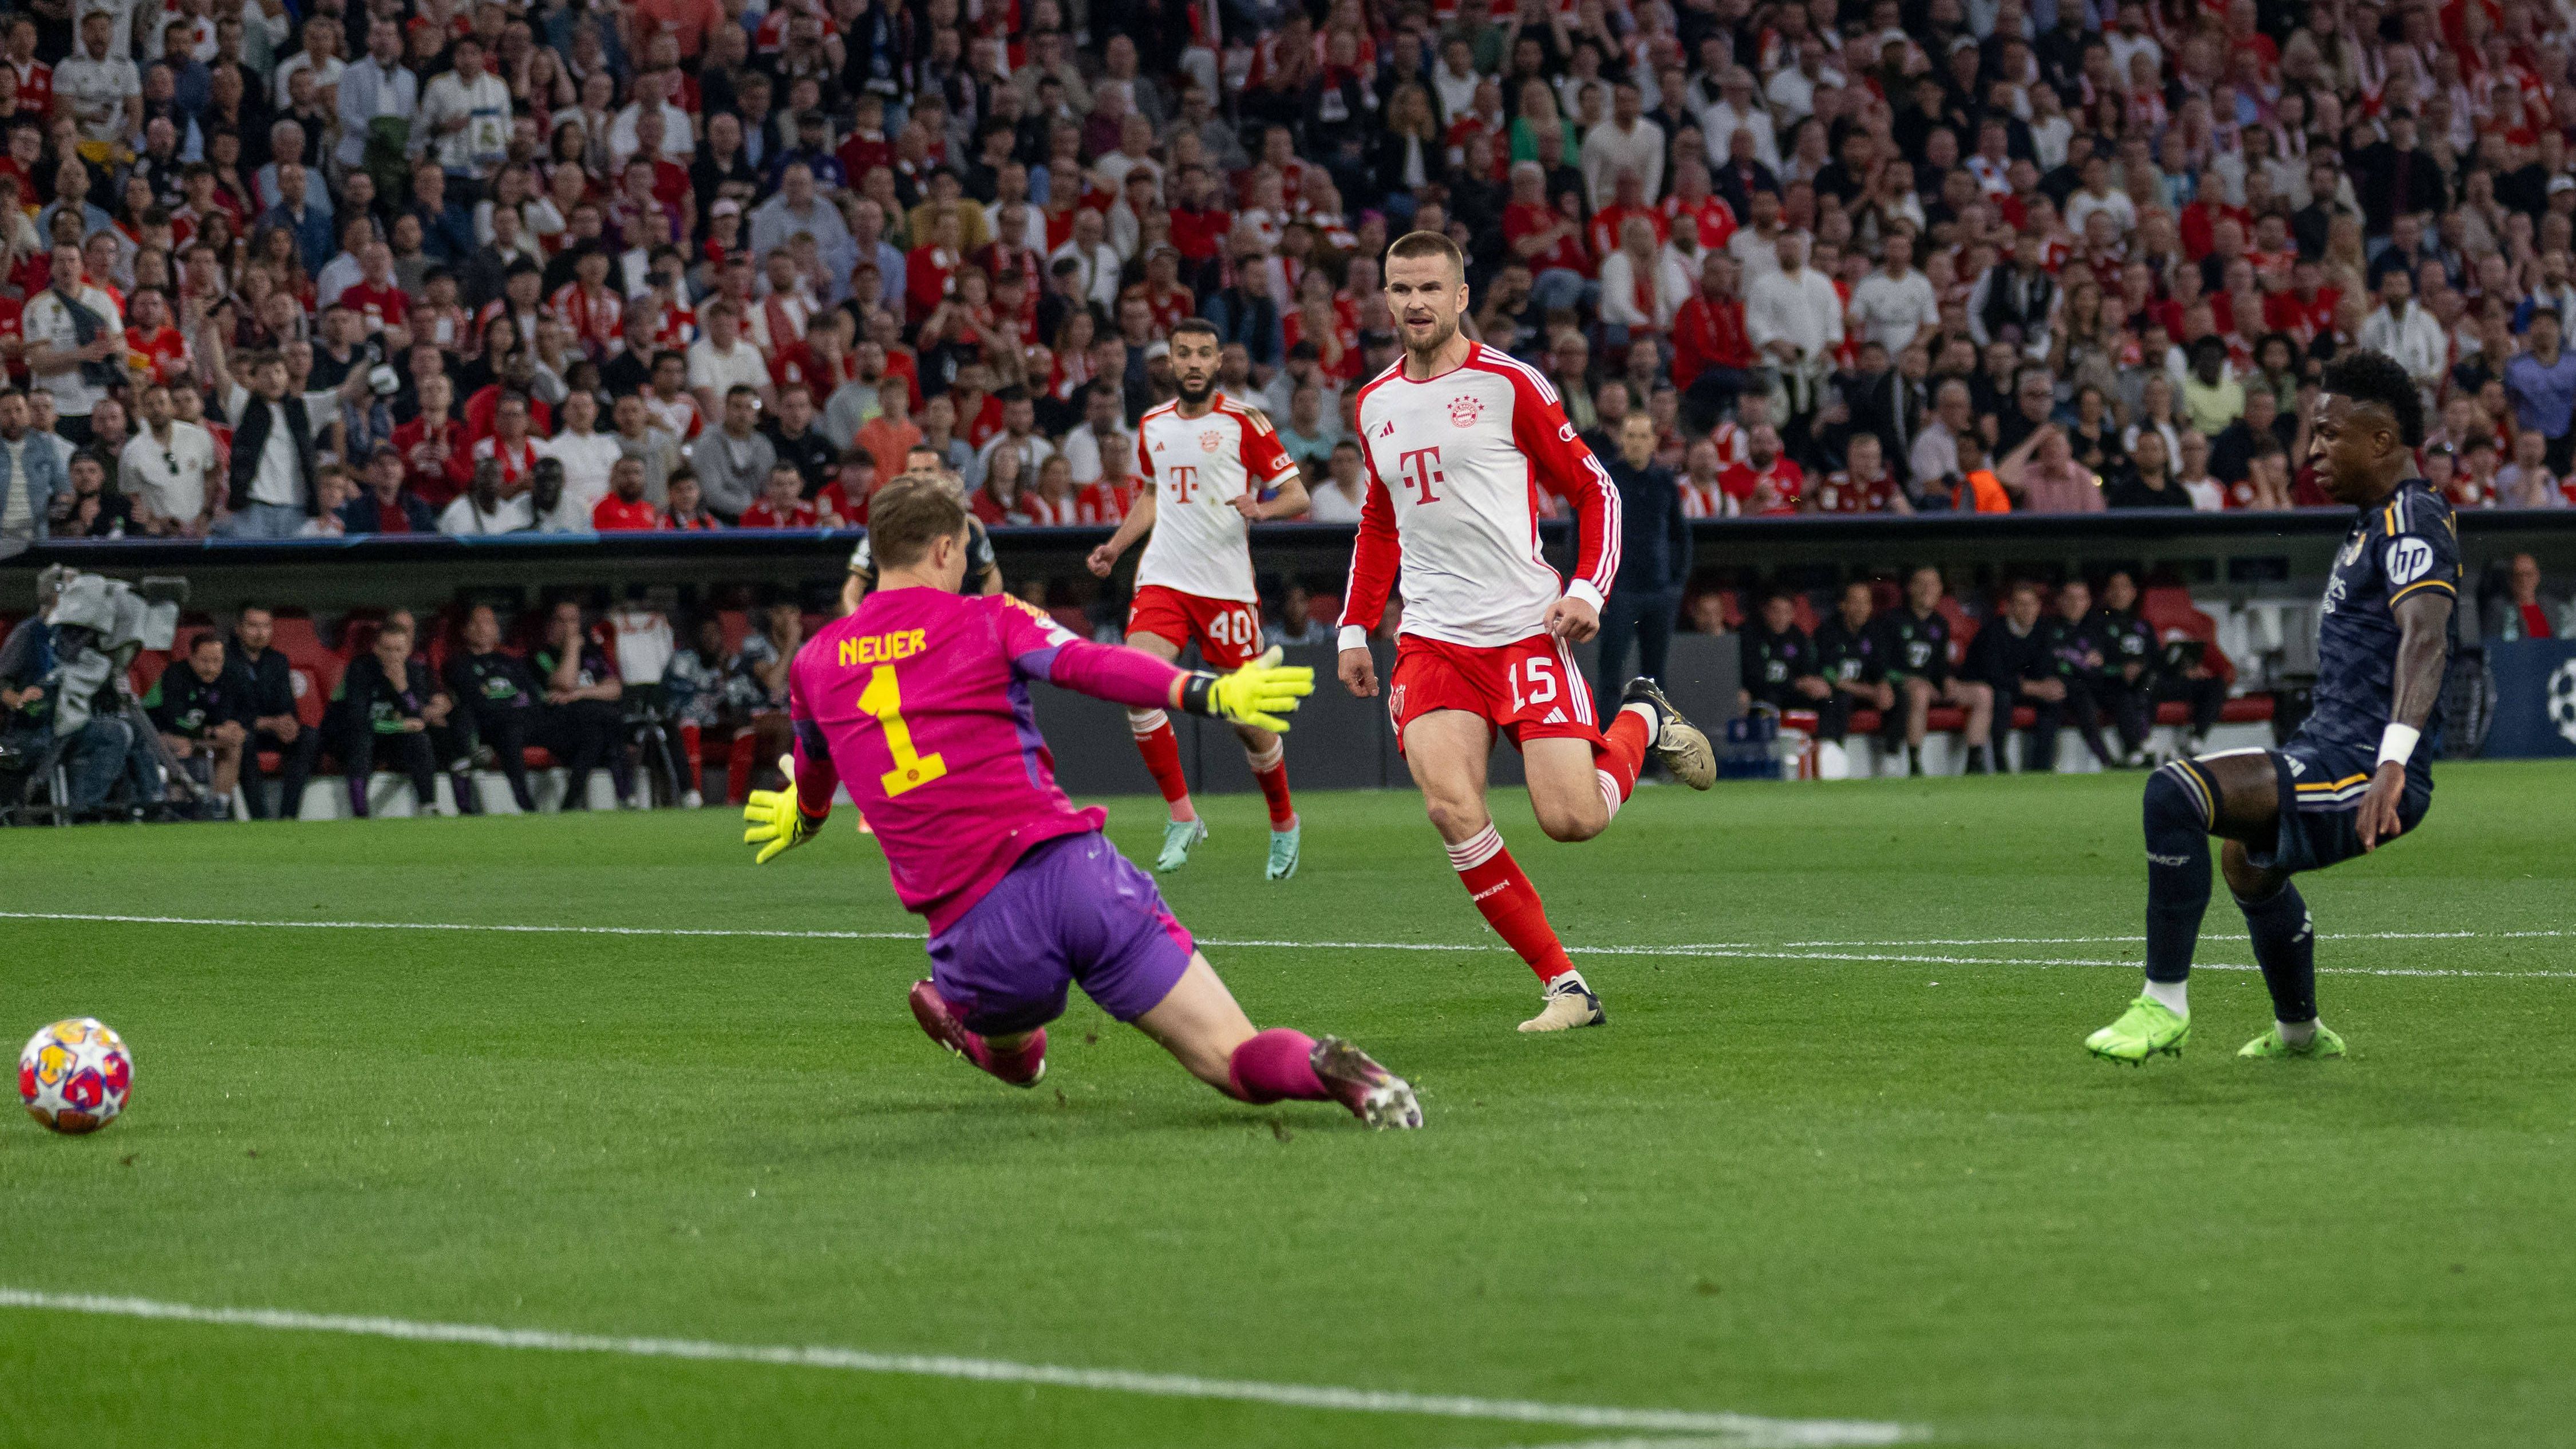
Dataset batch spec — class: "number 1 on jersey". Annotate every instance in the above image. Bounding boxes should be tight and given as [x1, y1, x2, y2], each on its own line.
[858, 664, 949, 797]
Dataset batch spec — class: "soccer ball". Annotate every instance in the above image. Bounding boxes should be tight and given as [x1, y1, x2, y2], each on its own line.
[18, 1018, 133, 1134]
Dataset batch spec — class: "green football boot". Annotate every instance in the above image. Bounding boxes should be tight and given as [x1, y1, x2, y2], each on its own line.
[1156, 817, 1208, 873]
[1266, 819, 1301, 881]
[2238, 1022, 2347, 1059]
[2084, 995, 2191, 1064]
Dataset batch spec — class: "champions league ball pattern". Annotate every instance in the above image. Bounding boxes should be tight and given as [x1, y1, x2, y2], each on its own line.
[19, 1018, 133, 1135]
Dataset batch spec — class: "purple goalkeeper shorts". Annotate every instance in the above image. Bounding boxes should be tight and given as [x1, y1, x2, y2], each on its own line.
[924, 832, 1195, 1036]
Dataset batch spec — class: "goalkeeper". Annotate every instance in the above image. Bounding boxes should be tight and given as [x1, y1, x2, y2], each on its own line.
[742, 480, 1420, 1129]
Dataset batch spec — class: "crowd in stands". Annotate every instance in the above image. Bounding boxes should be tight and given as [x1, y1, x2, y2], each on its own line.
[1, 0, 2575, 553]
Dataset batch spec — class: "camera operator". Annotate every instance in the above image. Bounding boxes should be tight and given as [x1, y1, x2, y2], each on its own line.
[144, 631, 248, 819]
[226, 606, 323, 820]
[0, 573, 156, 816]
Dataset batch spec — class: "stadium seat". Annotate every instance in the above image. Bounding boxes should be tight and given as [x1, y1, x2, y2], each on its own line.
[129, 650, 169, 696]
[1935, 595, 1977, 664]
[1924, 706, 1965, 731]
[340, 615, 384, 660]
[1866, 579, 1901, 614]
[1789, 593, 1820, 635]
[1848, 709, 1884, 733]
[268, 614, 336, 675]
[717, 609, 751, 657]
[290, 666, 327, 729]
[1308, 593, 1342, 624]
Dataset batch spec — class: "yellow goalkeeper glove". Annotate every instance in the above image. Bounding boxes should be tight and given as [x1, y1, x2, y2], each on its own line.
[1185, 645, 1315, 733]
[742, 754, 822, 864]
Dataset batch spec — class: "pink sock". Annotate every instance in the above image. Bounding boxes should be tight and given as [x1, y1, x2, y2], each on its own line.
[1225, 1028, 1327, 1103]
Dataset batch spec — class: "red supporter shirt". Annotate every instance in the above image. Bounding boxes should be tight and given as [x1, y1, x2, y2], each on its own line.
[392, 413, 468, 506]
[1076, 479, 1135, 523]
[739, 496, 824, 528]
[340, 281, 410, 337]
[1809, 468, 1899, 514]
[1660, 193, 1738, 251]
[1168, 205, 1232, 262]
[1719, 457, 1805, 514]
[592, 494, 662, 530]
[1505, 202, 1590, 277]
[124, 324, 189, 386]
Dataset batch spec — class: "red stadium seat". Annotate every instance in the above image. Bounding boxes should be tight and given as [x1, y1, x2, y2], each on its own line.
[1789, 593, 1820, 635]
[129, 650, 169, 696]
[1308, 593, 1342, 625]
[718, 609, 751, 657]
[2141, 586, 2239, 688]
[1866, 579, 1901, 614]
[1848, 709, 1884, 733]
[290, 665, 328, 730]
[1923, 706, 1965, 731]
[1935, 595, 1977, 664]
[2009, 705, 2037, 728]
[521, 747, 558, 769]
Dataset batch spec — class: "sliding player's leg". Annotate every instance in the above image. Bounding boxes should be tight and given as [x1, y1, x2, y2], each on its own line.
[2085, 749, 2279, 1063]
[1408, 711, 1603, 1032]
[1231, 719, 1301, 879]
[1132, 954, 1420, 1128]
[1117, 625, 1205, 867]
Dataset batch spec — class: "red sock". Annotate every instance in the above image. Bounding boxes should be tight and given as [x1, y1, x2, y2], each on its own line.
[1246, 740, 1295, 829]
[1447, 826, 1575, 982]
[1591, 710, 1649, 816]
[1128, 709, 1195, 821]
[1226, 1028, 1327, 1103]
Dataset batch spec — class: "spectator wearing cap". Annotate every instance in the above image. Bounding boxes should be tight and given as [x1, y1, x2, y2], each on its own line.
[2506, 305, 2576, 475]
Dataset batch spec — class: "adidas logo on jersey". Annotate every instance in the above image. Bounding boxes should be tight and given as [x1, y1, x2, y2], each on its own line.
[1374, 420, 1395, 439]
[1543, 709, 1568, 724]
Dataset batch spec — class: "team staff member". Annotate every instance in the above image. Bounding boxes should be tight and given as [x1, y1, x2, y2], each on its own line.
[1963, 581, 2055, 773]
[1593, 410, 1694, 714]
[2091, 571, 2162, 767]
[227, 605, 324, 820]
[532, 599, 633, 811]
[2033, 579, 2127, 770]
[1809, 580, 1894, 752]
[444, 603, 548, 814]
[1884, 566, 1996, 776]
[144, 632, 250, 819]
[1736, 591, 1827, 715]
[330, 618, 456, 820]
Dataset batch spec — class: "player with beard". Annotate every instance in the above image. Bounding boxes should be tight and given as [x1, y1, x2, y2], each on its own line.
[1337, 230, 1718, 1033]
[2085, 351, 2460, 1065]
[1085, 318, 1312, 879]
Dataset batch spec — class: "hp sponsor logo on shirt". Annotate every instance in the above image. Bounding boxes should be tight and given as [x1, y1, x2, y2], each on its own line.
[2547, 660, 2576, 747]
[2385, 537, 2436, 589]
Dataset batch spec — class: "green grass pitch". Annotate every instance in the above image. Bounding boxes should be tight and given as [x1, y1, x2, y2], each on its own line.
[1, 763, 2571, 1448]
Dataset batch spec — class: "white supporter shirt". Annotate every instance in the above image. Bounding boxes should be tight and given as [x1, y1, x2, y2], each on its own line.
[1847, 268, 1940, 354]
[1338, 343, 1622, 650]
[1745, 265, 1844, 365]
[118, 421, 218, 524]
[22, 285, 125, 417]
[535, 428, 621, 510]
[1133, 397, 1298, 603]
[688, 338, 769, 397]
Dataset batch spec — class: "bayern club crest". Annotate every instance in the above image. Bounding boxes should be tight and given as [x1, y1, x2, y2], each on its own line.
[1448, 395, 1484, 427]
[1199, 429, 1224, 453]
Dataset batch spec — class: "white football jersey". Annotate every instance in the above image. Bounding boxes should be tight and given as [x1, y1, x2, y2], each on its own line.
[1132, 397, 1297, 603]
[1340, 343, 1621, 649]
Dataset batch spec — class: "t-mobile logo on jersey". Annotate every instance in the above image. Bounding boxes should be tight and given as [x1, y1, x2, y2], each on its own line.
[1397, 446, 1444, 504]
[1168, 464, 1199, 502]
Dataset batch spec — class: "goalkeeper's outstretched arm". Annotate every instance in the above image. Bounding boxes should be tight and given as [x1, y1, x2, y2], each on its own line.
[1022, 634, 1315, 733]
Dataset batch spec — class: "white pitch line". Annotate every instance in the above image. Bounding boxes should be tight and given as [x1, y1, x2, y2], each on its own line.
[2, 911, 2570, 980]
[0, 1288, 1912, 1447]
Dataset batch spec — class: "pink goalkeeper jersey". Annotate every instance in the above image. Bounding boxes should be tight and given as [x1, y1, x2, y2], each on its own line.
[791, 588, 1167, 931]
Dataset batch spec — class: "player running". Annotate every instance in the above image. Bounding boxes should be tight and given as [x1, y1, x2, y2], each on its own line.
[2086, 351, 2459, 1064]
[1086, 319, 1311, 878]
[743, 481, 1421, 1128]
[1337, 231, 1717, 1033]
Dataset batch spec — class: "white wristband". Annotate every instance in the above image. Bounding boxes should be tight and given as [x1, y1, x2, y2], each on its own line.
[2377, 723, 2420, 768]
[1337, 624, 1371, 653]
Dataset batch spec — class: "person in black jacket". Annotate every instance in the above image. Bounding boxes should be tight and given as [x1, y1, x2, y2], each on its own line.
[2033, 578, 2122, 769]
[144, 631, 248, 818]
[2091, 571, 2159, 765]
[226, 605, 322, 819]
[1811, 581, 1895, 748]
[1885, 566, 1996, 775]
[1963, 580, 2059, 772]
[444, 603, 546, 813]
[1593, 412, 1694, 706]
[1737, 591, 1830, 713]
[330, 618, 451, 818]
[532, 599, 632, 810]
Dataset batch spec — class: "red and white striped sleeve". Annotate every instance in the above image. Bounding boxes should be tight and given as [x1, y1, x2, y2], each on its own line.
[1231, 404, 1299, 489]
[1497, 353, 1622, 611]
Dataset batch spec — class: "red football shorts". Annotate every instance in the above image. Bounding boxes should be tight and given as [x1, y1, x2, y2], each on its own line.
[1126, 585, 1264, 670]
[1386, 631, 1602, 753]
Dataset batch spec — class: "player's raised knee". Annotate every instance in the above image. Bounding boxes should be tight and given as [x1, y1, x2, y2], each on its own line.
[1532, 797, 1606, 842]
[2143, 761, 2211, 834]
